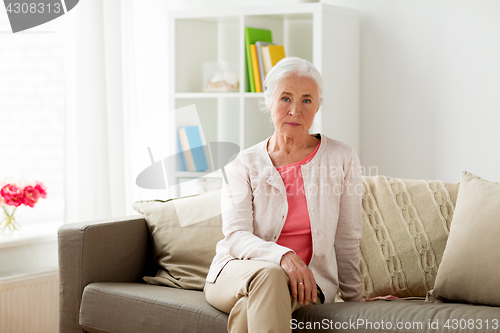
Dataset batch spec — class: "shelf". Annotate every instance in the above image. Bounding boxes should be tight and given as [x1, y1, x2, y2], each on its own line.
[243, 92, 265, 98]
[176, 171, 210, 178]
[0, 221, 61, 250]
[176, 169, 223, 179]
[175, 92, 265, 99]
[176, 92, 239, 99]
[169, 4, 357, 20]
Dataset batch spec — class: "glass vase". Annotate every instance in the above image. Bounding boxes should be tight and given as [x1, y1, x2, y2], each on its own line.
[1, 205, 20, 232]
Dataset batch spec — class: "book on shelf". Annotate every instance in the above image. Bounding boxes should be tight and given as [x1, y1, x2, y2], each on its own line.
[178, 126, 209, 172]
[177, 132, 188, 171]
[264, 45, 286, 72]
[250, 44, 262, 93]
[255, 41, 274, 92]
[261, 46, 273, 76]
[244, 27, 272, 92]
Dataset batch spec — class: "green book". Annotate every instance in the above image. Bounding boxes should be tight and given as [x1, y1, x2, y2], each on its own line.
[244, 27, 273, 92]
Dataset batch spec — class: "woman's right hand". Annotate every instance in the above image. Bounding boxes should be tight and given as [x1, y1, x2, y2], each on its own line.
[280, 252, 317, 306]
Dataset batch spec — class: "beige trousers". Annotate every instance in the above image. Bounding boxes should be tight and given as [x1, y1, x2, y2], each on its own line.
[204, 259, 321, 333]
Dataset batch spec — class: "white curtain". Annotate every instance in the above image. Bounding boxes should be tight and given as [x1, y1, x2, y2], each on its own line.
[63, 0, 171, 223]
[64, 0, 128, 223]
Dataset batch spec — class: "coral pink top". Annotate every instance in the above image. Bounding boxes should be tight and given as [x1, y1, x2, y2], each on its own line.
[276, 141, 321, 265]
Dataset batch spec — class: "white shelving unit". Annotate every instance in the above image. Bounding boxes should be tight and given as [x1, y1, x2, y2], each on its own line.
[168, 3, 359, 196]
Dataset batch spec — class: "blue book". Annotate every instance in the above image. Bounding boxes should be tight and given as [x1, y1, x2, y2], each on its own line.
[178, 126, 209, 172]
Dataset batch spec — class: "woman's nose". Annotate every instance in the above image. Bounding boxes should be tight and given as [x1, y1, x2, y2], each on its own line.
[288, 101, 301, 115]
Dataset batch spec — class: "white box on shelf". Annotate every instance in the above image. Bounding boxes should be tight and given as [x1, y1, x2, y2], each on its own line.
[203, 62, 239, 92]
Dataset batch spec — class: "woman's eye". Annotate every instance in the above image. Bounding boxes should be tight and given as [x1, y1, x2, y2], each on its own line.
[283, 97, 290, 102]
[303, 99, 311, 104]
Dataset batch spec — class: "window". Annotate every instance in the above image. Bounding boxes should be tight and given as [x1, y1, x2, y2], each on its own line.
[0, 9, 65, 224]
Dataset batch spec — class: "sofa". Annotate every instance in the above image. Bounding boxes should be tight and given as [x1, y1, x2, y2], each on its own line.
[59, 173, 500, 333]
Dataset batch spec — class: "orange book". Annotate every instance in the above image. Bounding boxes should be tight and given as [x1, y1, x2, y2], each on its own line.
[250, 44, 262, 93]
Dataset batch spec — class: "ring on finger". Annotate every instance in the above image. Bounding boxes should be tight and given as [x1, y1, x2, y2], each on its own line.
[298, 282, 304, 285]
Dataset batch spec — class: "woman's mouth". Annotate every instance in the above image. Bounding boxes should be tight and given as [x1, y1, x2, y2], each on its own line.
[286, 122, 300, 127]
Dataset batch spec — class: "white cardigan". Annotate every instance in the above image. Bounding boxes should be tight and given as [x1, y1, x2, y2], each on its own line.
[206, 134, 364, 303]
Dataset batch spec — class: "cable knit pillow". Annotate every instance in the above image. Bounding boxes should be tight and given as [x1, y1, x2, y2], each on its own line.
[428, 172, 500, 306]
[360, 176, 459, 299]
[133, 189, 223, 290]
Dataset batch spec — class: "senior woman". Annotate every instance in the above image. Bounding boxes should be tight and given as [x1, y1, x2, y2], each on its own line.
[204, 57, 363, 332]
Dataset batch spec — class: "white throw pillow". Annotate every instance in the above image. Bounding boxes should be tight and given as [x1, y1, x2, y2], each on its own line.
[428, 171, 500, 306]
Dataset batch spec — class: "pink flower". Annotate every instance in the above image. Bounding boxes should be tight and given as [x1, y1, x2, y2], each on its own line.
[1, 184, 24, 207]
[23, 186, 41, 207]
[35, 182, 47, 199]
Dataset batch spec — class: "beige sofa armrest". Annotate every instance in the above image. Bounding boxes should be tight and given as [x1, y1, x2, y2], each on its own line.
[58, 215, 150, 333]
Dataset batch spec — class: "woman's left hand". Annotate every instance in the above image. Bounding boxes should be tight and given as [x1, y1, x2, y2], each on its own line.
[280, 252, 317, 306]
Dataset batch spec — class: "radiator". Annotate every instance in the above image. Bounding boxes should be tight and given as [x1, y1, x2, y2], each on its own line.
[0, 270, 59, 333]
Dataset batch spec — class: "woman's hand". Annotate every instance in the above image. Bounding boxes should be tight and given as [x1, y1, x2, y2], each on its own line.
[280, 252, 317, 306]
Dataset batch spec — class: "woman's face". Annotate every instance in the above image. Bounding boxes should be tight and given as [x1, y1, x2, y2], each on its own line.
[270, 75, 320, 140]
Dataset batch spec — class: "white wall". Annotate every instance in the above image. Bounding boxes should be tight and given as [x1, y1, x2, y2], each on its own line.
[326, 0, 500, 182]
[136, 0, 500, 183]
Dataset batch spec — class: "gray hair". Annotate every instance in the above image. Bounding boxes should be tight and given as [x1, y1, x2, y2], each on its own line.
[260, 57, 323, 114]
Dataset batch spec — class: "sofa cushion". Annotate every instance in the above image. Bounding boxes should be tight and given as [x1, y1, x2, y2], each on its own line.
[133, 189, 223, 290]
[360, 176, 458, 299]
[429, 171, 500, 306]
[80, 283, 500, 333]
[293, 299, 500, 332]
[79, 282, 228, 333]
